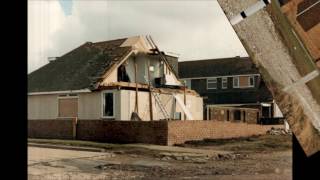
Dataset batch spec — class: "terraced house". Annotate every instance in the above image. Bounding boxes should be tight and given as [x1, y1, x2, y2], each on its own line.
[179, 57, 284, 124]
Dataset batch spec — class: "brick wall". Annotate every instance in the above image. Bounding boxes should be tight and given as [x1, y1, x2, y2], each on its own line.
[167, 121, 283, 145]
[208, 107, 259, 124]
[28, 120, 282, 145]
[76, 120, 168, 145]
[28, 119, 73, 139]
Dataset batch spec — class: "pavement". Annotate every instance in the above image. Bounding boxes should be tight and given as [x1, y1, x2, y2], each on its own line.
[28, 141, 231, 156]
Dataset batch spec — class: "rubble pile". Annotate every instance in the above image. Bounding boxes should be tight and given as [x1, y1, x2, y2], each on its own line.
[267, 127, 292, 135]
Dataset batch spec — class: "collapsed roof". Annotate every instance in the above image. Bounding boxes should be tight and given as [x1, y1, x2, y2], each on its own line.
[28, 36, 178, 93]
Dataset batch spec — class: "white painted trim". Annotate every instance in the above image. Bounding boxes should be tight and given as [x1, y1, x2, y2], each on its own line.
[57, 96, 79, 99]
[101, 90, 116, 119]
[207, 78, 217, 89]
[206, 103, 265, 107]
[28, 89, 91, 95]
[248, 75, 255, 88]
[233, 76, 240, 88]
[283, 69, 319, 92]
[233, 75, 256, 88]
[180, 74, 260, 80]
[222, 77, 228, 89]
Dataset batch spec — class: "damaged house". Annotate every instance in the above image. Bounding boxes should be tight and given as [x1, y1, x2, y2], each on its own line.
[28, 36, 203, 122]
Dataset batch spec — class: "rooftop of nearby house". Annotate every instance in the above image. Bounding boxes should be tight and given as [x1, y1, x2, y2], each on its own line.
[178, 57, 259, 79]
[28, 36, 179, 93]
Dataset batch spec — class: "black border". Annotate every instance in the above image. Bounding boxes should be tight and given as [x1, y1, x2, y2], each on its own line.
[3, 0, 27, 179]
[292, 134, 320, 180]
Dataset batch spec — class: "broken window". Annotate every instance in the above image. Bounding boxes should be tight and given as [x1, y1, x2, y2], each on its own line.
[103, 92, 114, 118]
[222, 77, 228, 89]
[207, 78, 217, 89]
[117, 65, 130, 82]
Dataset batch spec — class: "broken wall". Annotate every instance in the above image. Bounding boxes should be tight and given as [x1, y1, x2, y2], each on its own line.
[119, 89, 203, 121]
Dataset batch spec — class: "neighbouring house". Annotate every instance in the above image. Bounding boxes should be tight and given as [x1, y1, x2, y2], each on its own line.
[178, 57, 284, 124]
[28, 35, 203, 122]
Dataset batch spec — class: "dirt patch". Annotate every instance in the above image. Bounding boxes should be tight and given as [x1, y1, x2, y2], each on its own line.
[29, 134, 292, 179]
[179, 134, 292, 153]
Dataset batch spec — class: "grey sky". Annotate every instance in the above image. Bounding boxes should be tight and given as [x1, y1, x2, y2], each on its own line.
[28, 0, 247, 73]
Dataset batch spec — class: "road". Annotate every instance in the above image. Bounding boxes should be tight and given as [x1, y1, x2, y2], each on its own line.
[28, 135, 292, 180]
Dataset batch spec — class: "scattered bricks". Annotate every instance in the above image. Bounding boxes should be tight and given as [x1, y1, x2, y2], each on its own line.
[266, 127, 292, 135]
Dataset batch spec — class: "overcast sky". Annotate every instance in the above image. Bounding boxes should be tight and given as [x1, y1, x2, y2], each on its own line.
[28, 0, 248, 73]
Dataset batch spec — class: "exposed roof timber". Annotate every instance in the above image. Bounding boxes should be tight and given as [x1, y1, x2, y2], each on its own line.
[28, 89, 91, 95]
[98, 82, 199, 96]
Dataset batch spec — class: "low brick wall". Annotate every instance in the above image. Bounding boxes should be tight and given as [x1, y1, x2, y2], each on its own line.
[28, 120, 283, 145]
[76, 120, 168, 145]
[28, 119, 73, 139]
[167, 121, 283, 145]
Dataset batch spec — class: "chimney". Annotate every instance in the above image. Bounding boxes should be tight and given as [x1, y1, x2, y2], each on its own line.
[48, 57, 59, 63]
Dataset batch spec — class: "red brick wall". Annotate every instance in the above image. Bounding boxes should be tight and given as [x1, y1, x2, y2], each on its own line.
[28, 120, 282, 145]
[28, 120, 74, 139]
[167, 121, 283, 145]
[76, 120, 168, 145]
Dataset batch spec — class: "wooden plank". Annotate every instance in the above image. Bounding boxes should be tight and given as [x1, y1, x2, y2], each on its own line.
[217, 0, 320, 156]
[58, 98, 78, 117]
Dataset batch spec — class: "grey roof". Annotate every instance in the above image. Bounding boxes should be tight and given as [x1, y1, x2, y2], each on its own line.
[28, 38, 132, 92]
[178, 57, 259, 78]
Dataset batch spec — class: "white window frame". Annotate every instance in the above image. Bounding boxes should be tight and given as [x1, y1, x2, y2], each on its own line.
[222, 77, 228, 89]
[101, 91, 115, 119]
[207, 78, 217, 89]
[233, 76, 239, 88]
[248, 75, 255, 87]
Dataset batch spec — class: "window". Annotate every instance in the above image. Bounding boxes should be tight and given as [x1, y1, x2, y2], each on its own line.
[207, 78, 217, 89]
[234, 110, 241, 121]
[149, 65, 154, 72]
[183, 79, 192, 89]
[234, 75, 255, 88]
[222, 77, 228, 89]
[103, 92, 115, 118]
[233, 76, 239, 88]
[249, 76, 255, 87]
[174, 112, 182, 120]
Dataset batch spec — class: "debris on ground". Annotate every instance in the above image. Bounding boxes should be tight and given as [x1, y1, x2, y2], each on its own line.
[267, 127, 292, 135]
